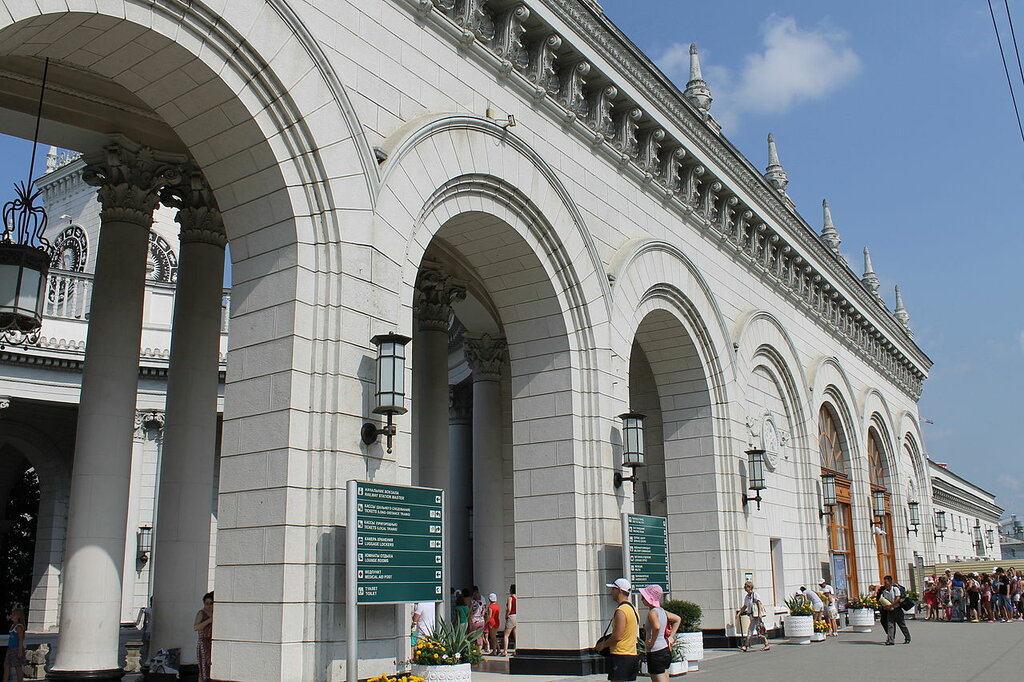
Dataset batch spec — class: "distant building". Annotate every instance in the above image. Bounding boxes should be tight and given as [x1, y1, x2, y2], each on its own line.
[929, 461, 1002, 563]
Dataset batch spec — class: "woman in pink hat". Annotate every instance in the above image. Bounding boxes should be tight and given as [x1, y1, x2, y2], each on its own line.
[639, 585, 680, 682]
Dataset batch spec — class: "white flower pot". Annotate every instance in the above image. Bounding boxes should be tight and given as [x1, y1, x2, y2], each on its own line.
[849, 608, 875, 633]
[784, 615, 814, 644]
[669, 659, 688, 675]
[811, 631, 826, 642]
[410, 663, 473, 681]
[678, 631, 703, 672]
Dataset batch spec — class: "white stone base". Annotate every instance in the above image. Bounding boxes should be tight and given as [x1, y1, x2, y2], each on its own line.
[410, 663, 473, 681]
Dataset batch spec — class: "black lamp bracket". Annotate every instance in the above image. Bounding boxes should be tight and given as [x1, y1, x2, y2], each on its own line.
[361, 414, 397, 453]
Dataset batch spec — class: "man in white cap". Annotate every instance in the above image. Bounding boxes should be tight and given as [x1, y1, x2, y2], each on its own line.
[819, 579, 838, 636]
[596, 578, 640, 682]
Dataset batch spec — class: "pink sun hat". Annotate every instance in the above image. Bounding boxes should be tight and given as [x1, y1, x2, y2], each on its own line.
[639, 584, 664, 606]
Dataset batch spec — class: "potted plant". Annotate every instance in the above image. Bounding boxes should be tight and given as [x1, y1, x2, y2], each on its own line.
[668, 637, 687, 676]
[812, 619, 829, 642]
[409, 618, 482, 681]
[370, 676, 426, 682]
[903, 591, 919, 619]
[847, 595, 878, 633]
[664, 600, 702, 672]
[783, 596, 815, 644]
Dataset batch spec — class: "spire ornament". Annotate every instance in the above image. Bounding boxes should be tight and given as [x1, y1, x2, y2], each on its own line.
[683, 44, 713, 112]
[821, 199, 842, 253]
[894, 285, 912, 337]
[764, 133, 789, 195]
[861, 247, 880, 297]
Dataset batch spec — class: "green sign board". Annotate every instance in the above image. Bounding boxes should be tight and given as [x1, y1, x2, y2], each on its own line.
[351, 482, 444, 604]
[623, 513, 670, 592]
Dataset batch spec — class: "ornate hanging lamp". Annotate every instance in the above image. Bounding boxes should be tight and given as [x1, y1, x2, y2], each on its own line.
[0, 58, 54, 346]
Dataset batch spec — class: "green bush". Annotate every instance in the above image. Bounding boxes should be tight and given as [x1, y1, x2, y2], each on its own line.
[663, 599, 702, 633]
[784, 596, 814, 616]
[413, 617, 483, 666]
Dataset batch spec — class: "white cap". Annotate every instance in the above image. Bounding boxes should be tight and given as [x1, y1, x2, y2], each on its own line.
[488, 593, 498, 602]
[606, 578, 631, 592]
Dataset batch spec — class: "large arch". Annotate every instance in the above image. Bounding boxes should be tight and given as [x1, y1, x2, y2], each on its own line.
[0, 3, 375, 679]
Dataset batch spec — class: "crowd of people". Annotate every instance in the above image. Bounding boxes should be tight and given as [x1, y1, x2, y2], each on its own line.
[411, 584, 518, 657]
[921, 566, 1024, 622]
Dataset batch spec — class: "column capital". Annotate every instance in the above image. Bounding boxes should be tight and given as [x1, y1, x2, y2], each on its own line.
[134, 409, 165, 441]
[160, 169, 227, 248]
[464, 333, 507, 382]
[82, 135, 188, 228]
[449, 385, 473, 425]
[415, 262, 466, 332]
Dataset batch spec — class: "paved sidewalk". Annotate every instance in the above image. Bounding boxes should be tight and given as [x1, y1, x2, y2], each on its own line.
[474, 619, 1024, 681]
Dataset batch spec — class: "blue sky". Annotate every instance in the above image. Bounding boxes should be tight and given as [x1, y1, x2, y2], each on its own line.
[0, 2, 1020, 515]
[599, 0, 1024, 514]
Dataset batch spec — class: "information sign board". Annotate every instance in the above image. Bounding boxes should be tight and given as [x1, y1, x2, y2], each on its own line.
[622, 513, 670, 592]
[350, 481, 444, 605]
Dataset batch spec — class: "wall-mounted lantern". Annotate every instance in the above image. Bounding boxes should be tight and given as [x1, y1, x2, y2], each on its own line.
[986, 528, 995, 549]
[361, 333, 411, 453]
[907, 500, 921, 535]
[819, 473, 836, 519]
[614, 412, 646, 488]
[742, 449, 766, 510]
[934, 510, 946, 540]
[137, 525, 153, 565]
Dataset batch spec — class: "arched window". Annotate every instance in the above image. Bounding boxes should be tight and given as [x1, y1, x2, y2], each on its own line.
[869, 427, 896, 581]
[868, 430, 888, 489]
[819, 405, 848, 477]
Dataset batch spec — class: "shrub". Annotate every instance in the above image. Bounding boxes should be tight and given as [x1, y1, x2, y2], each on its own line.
[784, 596, 814, 616]
[411, 618, 483, 666]
[663, 599, 702, 633]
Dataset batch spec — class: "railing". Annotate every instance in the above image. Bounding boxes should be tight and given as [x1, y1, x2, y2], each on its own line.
[43, 269, 231, 332]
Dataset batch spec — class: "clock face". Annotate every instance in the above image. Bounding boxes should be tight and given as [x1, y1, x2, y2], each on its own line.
[762, 416, 781, 471]
[147, 232, 178, 283]
[50, 226, 88, 272]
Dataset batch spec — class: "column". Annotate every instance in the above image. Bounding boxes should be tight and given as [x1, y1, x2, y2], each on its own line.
[147, 171, 226, 680]
[412, 262, 464, 601]
[50, 137, 185, 679]
[448, 385, 473, 591]
[464, 334, 507, 597]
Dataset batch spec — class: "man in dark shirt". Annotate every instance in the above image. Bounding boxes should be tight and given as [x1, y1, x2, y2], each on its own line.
[875, 575, 911, 645]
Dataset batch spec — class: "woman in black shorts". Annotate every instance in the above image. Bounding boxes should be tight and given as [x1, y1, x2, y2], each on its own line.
[640, 585, 681, 682]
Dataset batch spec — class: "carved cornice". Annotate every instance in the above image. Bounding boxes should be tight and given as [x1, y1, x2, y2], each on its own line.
[160, 169, 227, 248]
[82, 135, 186, 228]
[404, 0, 931, 399]
[463, 333, 507, 381]
[933, 485, 1003, 523]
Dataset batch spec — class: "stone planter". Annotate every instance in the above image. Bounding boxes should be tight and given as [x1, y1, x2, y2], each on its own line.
[811, 631, 827, 642]
[669, 659, 688, 676]
[678, 631, 703, 672]
[784, 615, 814, 644]
[410, 663, 473, 681]
[849, 608, 875, 633]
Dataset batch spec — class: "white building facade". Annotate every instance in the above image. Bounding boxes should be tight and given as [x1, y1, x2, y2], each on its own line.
[0, 1, 950, 680]
[929, 461, 1002, 564]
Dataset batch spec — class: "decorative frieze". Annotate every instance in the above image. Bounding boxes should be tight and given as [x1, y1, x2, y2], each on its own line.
[495, 5, 530, 70]
[557, 59, 591, 117]
[527, 33, 562, 95]
[587, 84, 617, 139]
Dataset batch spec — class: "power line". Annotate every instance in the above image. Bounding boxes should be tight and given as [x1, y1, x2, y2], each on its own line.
[1004, 1, 1024, 89]
[989, 0, 1024, 144]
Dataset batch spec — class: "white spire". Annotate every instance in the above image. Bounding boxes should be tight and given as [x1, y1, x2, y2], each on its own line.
[862, 247, 880, 296]
[820, 199, 842, 253]
[764, 133, 789, 194]
[894, 285, 912, 336]
[683, 43, 713, 112]
[45, 145, 58, 173]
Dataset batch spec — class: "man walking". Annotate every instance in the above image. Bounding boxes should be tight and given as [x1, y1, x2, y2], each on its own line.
[875, 575, 911, 645]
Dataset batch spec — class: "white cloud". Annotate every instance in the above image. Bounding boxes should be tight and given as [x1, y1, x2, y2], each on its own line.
[655, 15, 861, 129]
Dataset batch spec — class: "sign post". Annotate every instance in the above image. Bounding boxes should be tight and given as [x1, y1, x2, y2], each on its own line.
[622, 513, 670, 593]
[346, 481, 445, 681]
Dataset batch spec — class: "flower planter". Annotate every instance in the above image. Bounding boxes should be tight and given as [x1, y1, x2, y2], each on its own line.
[784, 615, 814, 644]
[410, 663, 473, 681]
[811, 631, 827, 642]
[848, 608, 875, 633]
[678, 631, 703, 672]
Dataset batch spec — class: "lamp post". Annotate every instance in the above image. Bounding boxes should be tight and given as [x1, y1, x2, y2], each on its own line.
[742, 449, 766, 510]
[0, 57, 53, 347]
[614, 412, 646, 488]
[819, 473, 836, 519]
[361, 332, 411, 453]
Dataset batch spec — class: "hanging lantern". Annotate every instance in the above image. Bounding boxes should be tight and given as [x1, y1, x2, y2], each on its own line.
[872, 489, 886, 520]
[361, 332, 411, 453]
[908, 500, 921, 529]
[986, 528, 995, 547]
[973, 522, 983, 546]
[0, 58, 53, 346]
[934, 510, 947, 539]
[619, 412, 647, 468]
[821, 473, 837, 508]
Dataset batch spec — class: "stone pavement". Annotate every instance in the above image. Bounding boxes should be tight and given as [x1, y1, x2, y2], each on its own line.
[474, 620, 1024, 681]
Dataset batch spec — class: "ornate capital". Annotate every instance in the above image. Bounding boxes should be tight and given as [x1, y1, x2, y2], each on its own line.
[414, 262, 466, 332]
[82, 136, 186, 228]
[134, 409, 165, 440]
[161, 169, 227, 248]
[449, 385, 473, 425]
[464, 333, 507, 382]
